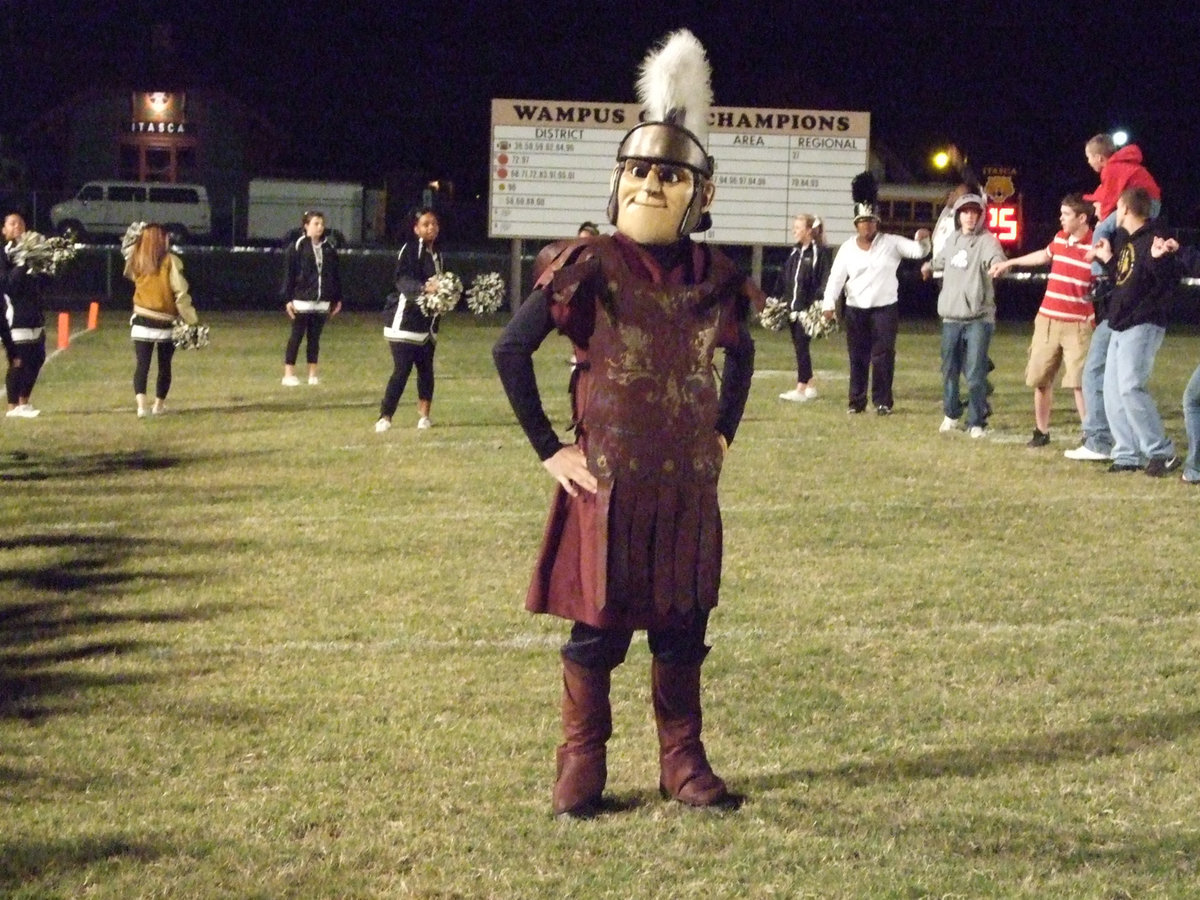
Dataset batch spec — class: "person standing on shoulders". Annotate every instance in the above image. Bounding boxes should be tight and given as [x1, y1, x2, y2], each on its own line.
[281, 211, 341, 386]
[822, 173, 931, 415]
[776, 213, 831, 402]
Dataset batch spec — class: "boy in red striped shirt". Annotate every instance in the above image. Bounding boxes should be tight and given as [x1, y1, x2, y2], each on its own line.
[990, 195, 1095, 447]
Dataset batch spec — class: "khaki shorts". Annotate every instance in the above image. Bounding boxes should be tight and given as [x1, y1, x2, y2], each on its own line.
[1025, 313, 1093, 389]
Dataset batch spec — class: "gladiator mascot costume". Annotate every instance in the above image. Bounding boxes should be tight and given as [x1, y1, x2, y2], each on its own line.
[493, 30, 759, 818]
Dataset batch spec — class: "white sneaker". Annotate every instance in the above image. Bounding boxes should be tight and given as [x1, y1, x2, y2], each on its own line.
[939, 416, 961, 433]
[778, 389, 807, 402]
[417, 416, 432, 430]
[374, 417, 391, 433]
[5, 406, 24, 418]
[1064, 445, 1109, 461]
[968, 426, 988, 439]
[7, 404, 40, 418]
[151, 405, 166, 416]
[308, 375, 320, 385]
[281, 374, 300, 386]
[136, 408, 147, 418]
[802, 385, 818, 400]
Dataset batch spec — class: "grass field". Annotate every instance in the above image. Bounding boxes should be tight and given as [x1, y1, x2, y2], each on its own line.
[3, 310, 1199, 898]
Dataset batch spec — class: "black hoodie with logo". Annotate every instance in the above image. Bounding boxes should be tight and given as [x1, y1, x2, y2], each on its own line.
[1105, 222, 1182, 332]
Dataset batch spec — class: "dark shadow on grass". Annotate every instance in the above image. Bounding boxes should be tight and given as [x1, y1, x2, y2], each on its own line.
[738, 707, 1200, 792]
[0, 450, 183, 482]
[0, 531, 234, 721]
[893, 809, 1200, 883]
[0, 835, 170, 891]
[1, 448, 277, 482]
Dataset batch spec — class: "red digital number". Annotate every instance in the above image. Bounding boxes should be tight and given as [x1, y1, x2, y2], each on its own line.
[988, 206, 1019, 243]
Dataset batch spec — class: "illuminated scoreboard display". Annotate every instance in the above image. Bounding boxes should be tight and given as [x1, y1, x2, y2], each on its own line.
[490, 99, 870, 246]
[987, 204, 1021, 244]
[983, 167, 1022, 245]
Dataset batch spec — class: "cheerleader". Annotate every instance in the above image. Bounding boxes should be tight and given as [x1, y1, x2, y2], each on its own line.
[123, 223, 200, 417]
[374, 208, 442, 432]
[281, 211, 342, 386]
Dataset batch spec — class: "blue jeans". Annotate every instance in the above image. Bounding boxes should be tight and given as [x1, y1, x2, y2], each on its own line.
[1103, 323, 1174, 466]
[1183, 363, 1200, 482]
[941, 319, 993, 427]
[1080, 319, 1114, 454]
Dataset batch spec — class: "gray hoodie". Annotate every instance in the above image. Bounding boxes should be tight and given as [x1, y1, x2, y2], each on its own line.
[931, 193, 1007, 322]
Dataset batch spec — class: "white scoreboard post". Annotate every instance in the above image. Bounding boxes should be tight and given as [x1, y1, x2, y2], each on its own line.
[490, 99, 870, 305]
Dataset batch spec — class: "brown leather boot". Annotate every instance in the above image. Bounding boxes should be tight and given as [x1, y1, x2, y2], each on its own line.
[552, 658, 612, 818]
[651, 659, 732, 808]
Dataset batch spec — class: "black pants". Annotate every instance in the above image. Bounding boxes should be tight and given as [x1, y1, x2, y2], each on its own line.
[788, 320, 813, 384]
[380, 340, 435, 417]
[285, 312, 327, 365]
[562, 609, 711, 670]
[843, 303, 899, 410]
[6, 337, 46, 404]
[133, 340, 176, 397]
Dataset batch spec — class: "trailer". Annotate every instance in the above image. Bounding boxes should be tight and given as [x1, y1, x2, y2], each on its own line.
[247, 179, 365, 245]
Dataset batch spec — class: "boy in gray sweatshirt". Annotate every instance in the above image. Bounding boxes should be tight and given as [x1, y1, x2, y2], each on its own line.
[929, 193, 1007, 437]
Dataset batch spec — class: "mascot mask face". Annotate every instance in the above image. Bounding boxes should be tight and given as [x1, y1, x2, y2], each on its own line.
[614, 158, 713, 245]
[606, 29, 716, 245]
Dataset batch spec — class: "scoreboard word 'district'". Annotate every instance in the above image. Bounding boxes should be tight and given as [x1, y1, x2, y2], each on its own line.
[490, 99, 871, 246]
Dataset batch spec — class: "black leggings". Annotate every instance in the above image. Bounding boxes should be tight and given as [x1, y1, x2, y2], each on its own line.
[133, 340, 176, 398]
[380, 341, 435, 418]
[562, 609, 711, 670]
[6, 337, 46, 404]
[788, 320, 813, 383]
[285, 312, 327, 365]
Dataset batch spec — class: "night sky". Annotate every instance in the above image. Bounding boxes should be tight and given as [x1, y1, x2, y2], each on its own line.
[4, 0, 1200, 228]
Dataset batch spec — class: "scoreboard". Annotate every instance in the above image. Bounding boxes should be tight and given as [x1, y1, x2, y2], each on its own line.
[490, 100, 871, 246]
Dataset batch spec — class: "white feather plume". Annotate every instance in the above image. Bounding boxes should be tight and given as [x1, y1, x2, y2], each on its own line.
[635, 29, 712, 144]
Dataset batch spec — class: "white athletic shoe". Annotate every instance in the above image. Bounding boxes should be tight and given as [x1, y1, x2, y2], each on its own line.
[778, 389, 807, 402]
[1063, 445, 1109, 461]
[7, 404, 40, 418]
[136, 408, 148, 418]
[802, 385, 818, 399]
[968, 426, 988, 439]
[374, 417, 391, 433]
[939, 416, 961, 433]
[308, 375, 320, 385]
[281, 374, 300, 386]
[417, 416, 432, 430]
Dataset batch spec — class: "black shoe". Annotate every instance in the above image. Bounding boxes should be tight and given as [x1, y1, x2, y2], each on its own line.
[1107, 462, 1142, 473]
[1026, 429, 1050, 448]
[875, 405, 892, 416]
[1145, 456, 1181, 477]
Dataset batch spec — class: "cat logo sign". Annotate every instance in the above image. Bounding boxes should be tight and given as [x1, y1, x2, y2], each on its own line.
[982, 166, 1017, 203]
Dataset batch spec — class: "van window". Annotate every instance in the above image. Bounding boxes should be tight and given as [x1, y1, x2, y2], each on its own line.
[109, 185, 146, 203]
[149, 187, 199, 204]
[79, 185, 103, 201]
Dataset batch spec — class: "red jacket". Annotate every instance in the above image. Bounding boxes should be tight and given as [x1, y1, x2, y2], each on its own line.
[1084, 144, 1161, 219]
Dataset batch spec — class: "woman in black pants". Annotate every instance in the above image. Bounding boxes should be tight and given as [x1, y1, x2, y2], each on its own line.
[375, 208, 442, 432]
[281, 211, 342, 386]
[123, 222, 200, 417]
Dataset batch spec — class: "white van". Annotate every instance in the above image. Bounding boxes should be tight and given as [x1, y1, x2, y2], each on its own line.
[50, 181, 212, 241]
